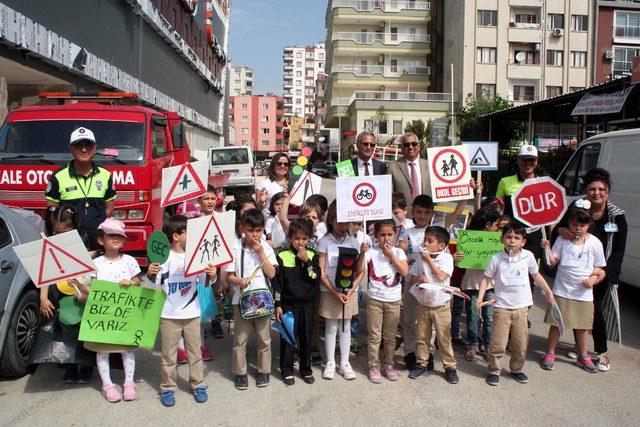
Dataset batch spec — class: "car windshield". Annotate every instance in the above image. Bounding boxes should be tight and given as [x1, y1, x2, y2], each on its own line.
[0, 120, 145, 164]
[211, 148, 249, 166]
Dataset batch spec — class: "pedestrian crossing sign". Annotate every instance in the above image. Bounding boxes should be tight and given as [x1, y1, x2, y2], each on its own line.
[184, 210, 235, 277]
[461, 142, 499, 171]
[161, 160, 208, 207]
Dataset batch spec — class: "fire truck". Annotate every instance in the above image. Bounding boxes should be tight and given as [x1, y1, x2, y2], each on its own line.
[0, 92, 193, 265]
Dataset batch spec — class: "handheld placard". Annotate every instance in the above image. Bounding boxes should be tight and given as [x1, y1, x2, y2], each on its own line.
[334, 247, 359, 332]
[147, 231, 170, 265]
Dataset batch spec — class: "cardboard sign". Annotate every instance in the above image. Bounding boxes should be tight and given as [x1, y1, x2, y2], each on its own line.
[512, 177, 567, 227]
[335, 159, 356, 177]
[336, 175, 392, 222]
[289, 171, 323, 207]
[427, 145, 473, 202]
[430, 205, 471, 243]
[454, 230, 503, 269]
[78, 280, 166, 348]
[184, 210, 235, 278]
[147, 231, 170, 264]
[161, 160, 208, 207]
[12, 230, 95, 287]
[461, 141, 499, 171]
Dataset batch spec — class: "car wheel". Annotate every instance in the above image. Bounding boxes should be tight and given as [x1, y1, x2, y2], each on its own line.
[0, 288, 39, 377]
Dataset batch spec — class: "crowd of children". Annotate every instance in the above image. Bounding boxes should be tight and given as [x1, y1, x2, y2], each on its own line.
[34, 174, 611, 406]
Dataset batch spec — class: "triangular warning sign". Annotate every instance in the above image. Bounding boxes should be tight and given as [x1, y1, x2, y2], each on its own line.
[38, 239, 95, 286]
[289, 171, 322, 206]
[162, 163, 207, 207]
[471, 147, 490, 166]
[184, 212, 234, 278]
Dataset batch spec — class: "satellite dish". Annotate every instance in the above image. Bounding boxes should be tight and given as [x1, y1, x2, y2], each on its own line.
[515, 52, 526, 63]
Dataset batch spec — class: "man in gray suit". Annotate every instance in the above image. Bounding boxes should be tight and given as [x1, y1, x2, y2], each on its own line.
[387, 132, 431, 216]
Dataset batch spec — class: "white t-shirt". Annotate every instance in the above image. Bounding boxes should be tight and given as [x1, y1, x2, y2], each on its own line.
[223, 239, 277, 305]
[317, 233, 360, 292]
[256, 179, 287, 217]
[484, 249, 538, 309]
[551, 235, 606, 302]
[91, 254, 141, 283]
[316, 221, 327, 239]
[406, 225, 427, 264]
[409, 252, 454, 307]
[366, 246, 407, 302]
[157, 251, 205, 319]
[461, 268, 493, 291]
[265, 216, 287, 248]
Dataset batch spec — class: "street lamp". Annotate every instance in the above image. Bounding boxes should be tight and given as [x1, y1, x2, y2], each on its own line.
[323, 73, 342, 163]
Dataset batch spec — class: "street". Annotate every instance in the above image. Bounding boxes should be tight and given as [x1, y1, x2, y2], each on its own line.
[1, 286, 639, 426]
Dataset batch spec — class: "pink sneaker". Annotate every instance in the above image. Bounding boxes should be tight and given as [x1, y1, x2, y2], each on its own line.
[177, 348, 188, 364]
[368, 368, 382, 384]
[201, 346, 213, 361]
[384, 365, 399, 381]
[122, 381, 136, 401]
[102, 383, 122, 403]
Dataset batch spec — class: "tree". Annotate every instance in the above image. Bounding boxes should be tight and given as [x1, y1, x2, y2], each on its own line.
[368, 106, 388, 142]
[458, 94, 523, 146]
[404, 119, 428, 145]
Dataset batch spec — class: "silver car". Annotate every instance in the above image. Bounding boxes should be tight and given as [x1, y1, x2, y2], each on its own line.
[0, 204, 43, 376]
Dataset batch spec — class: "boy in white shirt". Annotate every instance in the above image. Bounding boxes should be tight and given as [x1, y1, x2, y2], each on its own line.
[478, 223, 555, 386]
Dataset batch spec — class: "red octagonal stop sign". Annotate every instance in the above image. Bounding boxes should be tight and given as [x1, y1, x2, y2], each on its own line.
[511, 177, 568, 227]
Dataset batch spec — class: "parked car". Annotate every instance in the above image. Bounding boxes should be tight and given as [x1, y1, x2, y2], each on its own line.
[0, 204, 44, 376]
[209, 146, 255, 195]
[311, 163, 329, 177]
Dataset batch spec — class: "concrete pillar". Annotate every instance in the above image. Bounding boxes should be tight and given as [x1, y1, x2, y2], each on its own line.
[0, 77, 7, 123]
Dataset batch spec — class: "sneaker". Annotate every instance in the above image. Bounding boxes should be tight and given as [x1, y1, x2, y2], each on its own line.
[283, 375, 295, 386]
[256, 373, 270, 387]
[201, 346, 213, 362]
[485, 374, 500, 386]
[541, 353, 556, 370]
[322, 361, 336, 380]
[122, 381, 136, 401]
[404, 352, 417, 371]
[566, 350, 578, 360]
[465, 346, 478, 362]
[211, 320, 224, 339]
[310, 348, 322, 366]
[235, 375, 248, 390]
[478, 344, 486, 355]
[409, 366, 426, 379]
[577, 355, 598, 373]
[193, 386, 208, 403]
[102, 383, 122, 403]
[383, 365, 399, 381]
[595, 353, 610, 372]
[452, 335, 467, 349]
[302, 374, 315, 384]
[159, 390, 175, 407]
[427, 353, 435, 372]
[77, 366, 93, 384]
[511, 372, 529, 384]
[350, 338, 360, 353]
[368, 368, 382, 384]
[339, 362, 356, 380]
[63, 365, 78, 383]
[177, 348, 188, 364]
[444, 368, 459, 384]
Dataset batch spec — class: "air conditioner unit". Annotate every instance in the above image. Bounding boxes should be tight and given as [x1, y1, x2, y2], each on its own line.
[605, 50, 614, 60]
[535, 43, 541, 51]
[552, 28, 564, 37]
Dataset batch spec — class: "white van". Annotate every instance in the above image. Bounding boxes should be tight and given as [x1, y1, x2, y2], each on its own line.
[556, 129, 640, 288]
[209, 146, 255, 194]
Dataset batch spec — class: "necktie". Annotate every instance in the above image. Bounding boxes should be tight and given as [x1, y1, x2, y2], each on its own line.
[409, 162, 420, 200]
[364, 162, 370, 176]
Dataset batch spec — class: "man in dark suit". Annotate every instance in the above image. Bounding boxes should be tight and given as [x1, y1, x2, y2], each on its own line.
[387, 132, 431, 216]
[351, 131, 387, 176]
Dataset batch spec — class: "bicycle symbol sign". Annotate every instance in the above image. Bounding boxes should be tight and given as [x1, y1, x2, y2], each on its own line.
[352, 183, 377, 207]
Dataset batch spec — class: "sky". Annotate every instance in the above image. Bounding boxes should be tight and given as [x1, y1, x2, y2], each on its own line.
[228, 0, 327, 95]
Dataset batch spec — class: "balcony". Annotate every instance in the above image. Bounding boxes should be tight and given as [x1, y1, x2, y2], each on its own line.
[614, 25, 640, 43]
[284, 73, 293, 80]
[284, 65, 293, 71]
[508, 26, 543, 43]
[351, 91, 452, 103]
[332, 0, 430, 12]
[284, 83, 293, 89]
[283, 93, 293, 98]
[333, 64, 430, 78]
[507, 59, 542, 80]
[332, 31, 430, 45]
[509, 0, 542, 6]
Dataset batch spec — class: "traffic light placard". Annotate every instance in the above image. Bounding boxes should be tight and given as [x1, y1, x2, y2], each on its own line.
[334, 247, 359, 290]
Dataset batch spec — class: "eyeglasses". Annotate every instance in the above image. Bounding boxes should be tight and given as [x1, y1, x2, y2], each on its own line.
[360, 142, 376, 148]
[276, 162, 290, 167]
[403, 142, 419, 148]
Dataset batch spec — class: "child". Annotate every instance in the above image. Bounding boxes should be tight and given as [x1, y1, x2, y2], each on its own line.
[364, 219, 409, 383]
[147, 215, 216, 407]
[392, 193, 414, 243]
[317, 201, 364, 380]
[265, 192, 287, 249]
[199, 185, 223, 216]
[454, 207, 501, 361]
[222, 209, 277, 390]
[307, 194, 328, 238]
[278, 195, 325, 249]
[540, 201, 606, 373]
[407, 226, 459, 384]
[478, 223, 554, 386]
[496, 215, 511, 231]
[86, 218, 142, 403]
[272, 219, 321, 385]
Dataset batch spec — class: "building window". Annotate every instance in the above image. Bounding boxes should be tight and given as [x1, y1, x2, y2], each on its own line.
[241, 115, 248, 121]
[513, 85, 535, 101]
[546, 86, 563, 98]
[296, 61, 302, 67]
[571, 15, 588, 32]
[513, 49, 539, 65]
[570, 87, 584, 92]
[296, 89, 302, 95]
[296, 52, 302, 58]
[261, 103, 268, 109]
[378, 120, 388, 134]
[547, 14, 564, 30]
[477, 10, 497, 27]
[318, 53, 325, 59]
[613, 47, 640, 77]
[305, 79, 314, 86]
[261, 116, 269, 123]
[570, 51, 587, 67]
[476, 47, 497, 64]
[241, 103, 248, 109]
[293, 131, 299, 137]
[296, 71, 302, 77]
[306, 70, 313, 77]
[476, 83, 496, 98]
[241, 127, 249, 134]
[261, 140, 270, 146]
[241, 140, 248, 146]
[514, 13, 539, 24]
[393, 120, 403, 135]
[246, 71, 253, 77]
[296, 80, 302, 86]
[615, 11, 640, 38]
[546, 50, 563, 66]
[262, 128, 270, 134]
[364, 120, 373, 131]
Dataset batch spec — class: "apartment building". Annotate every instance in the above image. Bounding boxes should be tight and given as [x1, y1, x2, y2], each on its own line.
[283, 43, 326, 120]
[443, 0, 596, 105]
[229, 95, 286, 160]
[324, 0, 453, 157]
[595, 0, 640, 82]
[229, 64, 254, 96]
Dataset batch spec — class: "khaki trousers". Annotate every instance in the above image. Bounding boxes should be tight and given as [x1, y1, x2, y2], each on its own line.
[160, 317, 205, 391]
[487, 307, 529, 375]
[415, 303, 456, 369]
[232, 306, 272, 375]
[366, 297, 401, 369]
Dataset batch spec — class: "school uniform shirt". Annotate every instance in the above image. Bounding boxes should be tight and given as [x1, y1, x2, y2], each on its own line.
[316, 222, 327, 239]
[265, 216, 287, 248]
[157, 251, 205, 319]
[223, 239, 277, 305]
[91, 254, 141, 283]
[484, 249, 538, 309]
[551, 235, 606, 302]
[406, 225, 427, 264]
[461, 268, 493, 291]
[366, 246, 407, 302]
[409, 252, 454, 307]
[317, 233, 360, 292]
[256, 179, 288, 218]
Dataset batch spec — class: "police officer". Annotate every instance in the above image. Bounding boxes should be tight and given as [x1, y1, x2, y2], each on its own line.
[45, 127, 116, 242]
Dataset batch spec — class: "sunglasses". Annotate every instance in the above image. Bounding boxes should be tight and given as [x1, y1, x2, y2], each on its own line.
[360, 142, 376, 148]
[72, 141, 96, 150]
[403, 142, 419, 148]
[276, 161, 290, 167]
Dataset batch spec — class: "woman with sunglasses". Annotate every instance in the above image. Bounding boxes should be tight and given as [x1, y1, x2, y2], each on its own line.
[256, 152, 293, 219]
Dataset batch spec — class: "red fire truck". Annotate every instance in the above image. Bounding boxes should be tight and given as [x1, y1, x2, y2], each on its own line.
[0, 92, 193, 265]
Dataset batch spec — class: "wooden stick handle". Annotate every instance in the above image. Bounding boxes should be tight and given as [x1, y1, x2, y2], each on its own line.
[479, 299, 495, 307]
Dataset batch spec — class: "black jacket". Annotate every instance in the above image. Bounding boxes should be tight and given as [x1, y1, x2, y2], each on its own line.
[272, 248, 320, 307]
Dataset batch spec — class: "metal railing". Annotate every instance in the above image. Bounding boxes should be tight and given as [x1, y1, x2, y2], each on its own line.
[350, 91, 453, 103]
[615, 25, 640, 38]
[332, 31, 430, 44]
[333, 64, 430, 76]
[332, 0, 430, 12]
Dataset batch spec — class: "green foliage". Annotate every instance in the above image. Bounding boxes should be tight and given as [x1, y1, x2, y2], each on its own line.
[459, 94, 524, 146]
[404, 119, 428, 144]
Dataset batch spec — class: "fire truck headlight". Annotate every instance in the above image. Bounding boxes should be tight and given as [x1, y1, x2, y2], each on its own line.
[128, 209, 145, 220]
[112, 210, 127, 220]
